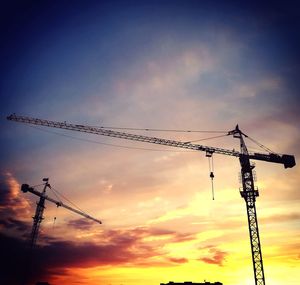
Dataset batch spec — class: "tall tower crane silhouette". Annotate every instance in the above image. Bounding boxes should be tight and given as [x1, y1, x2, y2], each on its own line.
[7, 114, 296, 285]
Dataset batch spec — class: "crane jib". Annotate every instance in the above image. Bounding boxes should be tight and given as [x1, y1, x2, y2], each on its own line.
[7, 114, 296, 168]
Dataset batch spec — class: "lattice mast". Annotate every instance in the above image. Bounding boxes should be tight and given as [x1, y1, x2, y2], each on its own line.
[29, 178, 49, 249]
[233, 126, 265, 285]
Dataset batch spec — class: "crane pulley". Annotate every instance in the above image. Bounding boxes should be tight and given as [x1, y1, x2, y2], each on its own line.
[7, 114, 296, 285]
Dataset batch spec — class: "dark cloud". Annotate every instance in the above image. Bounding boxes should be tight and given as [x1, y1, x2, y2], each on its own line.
[126, 226, 196, 243]
[171, 232, 196, 243]
[40, 227, 165, 269]
[0, 182, 11, 205]
[0, 233, 32, 285]
[0, 224, 196, 284]
[146, 227, 174, 236]
[0, 217, 30, 232]
[0, 230, 150, 284]
[0, 172, 32, 236]
[0, 174, 197, 283]
[198, 245, 228, 266]
[167, 257, 188, 264]
[0, 173, 18, 206]
[67, 218, 95, 230]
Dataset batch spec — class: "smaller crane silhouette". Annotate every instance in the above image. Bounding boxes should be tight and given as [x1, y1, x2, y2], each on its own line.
[21, 178, 102, 248]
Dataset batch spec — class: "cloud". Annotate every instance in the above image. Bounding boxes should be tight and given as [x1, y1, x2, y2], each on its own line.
[167, 257, 188, 264]
[261, 213, 300, 224]
[67, 218, 96, 230]
[171, 232, 196, 243]
[0, 172, 32, 236]
[0, 229, 157, 284]
[0, 233, 29, 285]
[0, 172, 29, 212]
[0, 224, 196, 284]
[0, 217, 30, 233]
[198, 245, 228, 266]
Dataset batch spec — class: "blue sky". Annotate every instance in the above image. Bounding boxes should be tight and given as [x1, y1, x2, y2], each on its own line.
[1, 1, 299, 285]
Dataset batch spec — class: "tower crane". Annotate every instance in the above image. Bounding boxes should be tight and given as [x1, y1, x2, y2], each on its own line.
[7, 114, 296, 285]
[21, 178, 102, 248]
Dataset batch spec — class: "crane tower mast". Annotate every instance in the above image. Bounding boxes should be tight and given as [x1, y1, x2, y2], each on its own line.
[234, 127, 265, 285]
[7, 114, 296, 285]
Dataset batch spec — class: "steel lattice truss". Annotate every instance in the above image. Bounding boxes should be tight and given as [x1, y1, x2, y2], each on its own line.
[240, 158, 265, 285]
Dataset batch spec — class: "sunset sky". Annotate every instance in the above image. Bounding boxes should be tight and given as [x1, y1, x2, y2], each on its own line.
[0, 1, 299, 285]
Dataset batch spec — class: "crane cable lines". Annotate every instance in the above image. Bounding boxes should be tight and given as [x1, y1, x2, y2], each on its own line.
[21, 178, 102, 249]
[27, 124, 229, 153]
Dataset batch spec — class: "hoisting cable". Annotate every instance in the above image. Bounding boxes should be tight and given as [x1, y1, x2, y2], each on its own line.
[29, 125, 229, 153]
[206, 152, 215, 200]
[28, 126, 196, 153]
[47, 185, 63, 230]
[93, 125, 228, 134]
[52, 214, 57, 229]
[48, 185, 62, 203]
[184, 134, 229, 144]
[244, 134, 275, 154]
[50, 186, 89, 216]
[48, 185, 91, 222]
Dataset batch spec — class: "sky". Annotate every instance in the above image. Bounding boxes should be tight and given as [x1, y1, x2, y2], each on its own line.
[0, 1, 299, 285]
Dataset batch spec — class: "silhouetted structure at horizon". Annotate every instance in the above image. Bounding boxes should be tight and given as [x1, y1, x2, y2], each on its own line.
[36, 282, 50, 285]
[160, 281, 223, 285]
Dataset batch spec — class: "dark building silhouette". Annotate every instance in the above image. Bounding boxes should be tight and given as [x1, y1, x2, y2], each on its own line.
[160, 281, 223, 285]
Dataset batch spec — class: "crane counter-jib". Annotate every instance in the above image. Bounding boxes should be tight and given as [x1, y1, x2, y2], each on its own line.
[7, 114, 296, 168]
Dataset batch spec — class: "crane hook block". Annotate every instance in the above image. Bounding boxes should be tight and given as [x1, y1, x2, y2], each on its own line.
[210, 172, 214, 179]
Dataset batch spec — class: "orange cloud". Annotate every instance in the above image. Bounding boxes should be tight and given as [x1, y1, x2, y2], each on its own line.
[198, 245, 228, 266]
[167, 257, 188, 264]
[0, 222, 197, 284]
[261, 212, 300, 224]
